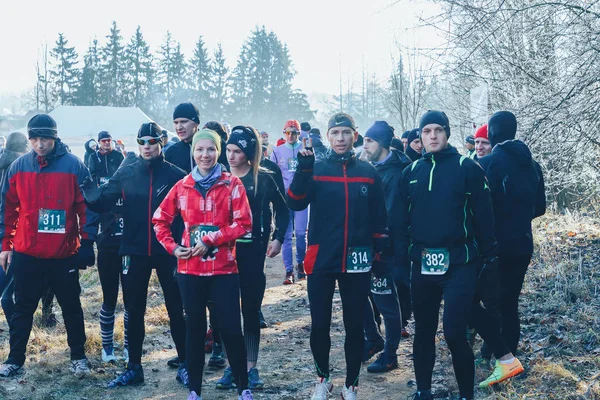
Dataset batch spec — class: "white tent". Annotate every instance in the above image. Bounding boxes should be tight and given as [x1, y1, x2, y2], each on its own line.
[47, 106, 155, 159]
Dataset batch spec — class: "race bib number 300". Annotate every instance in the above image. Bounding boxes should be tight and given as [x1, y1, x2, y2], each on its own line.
[190, 225, 219, 249]
[347, 247, 372, 273]
[421, 248, 450, 275]
[38, 209, 66, 234]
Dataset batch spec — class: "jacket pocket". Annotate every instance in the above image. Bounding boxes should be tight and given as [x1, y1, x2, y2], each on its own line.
[304, 244, 319, 274]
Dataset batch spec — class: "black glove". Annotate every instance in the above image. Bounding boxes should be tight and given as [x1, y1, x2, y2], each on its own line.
[371, 254, 389, 277]
[477, 256, 501, 308]
[202, 246, 218, 261]
[297, 150, 315, 172]
[478, 256, 498, 280]
[79, 175, 101, 204]
[75, 239, 96, 270]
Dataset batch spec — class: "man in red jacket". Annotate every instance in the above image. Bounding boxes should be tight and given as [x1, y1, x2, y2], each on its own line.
[0, 114, 97, 378]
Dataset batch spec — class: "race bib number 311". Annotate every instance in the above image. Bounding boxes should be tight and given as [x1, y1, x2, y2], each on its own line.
[38, 209, 66, 234]
[347, 247, 372, 273]
[421, 248, 450, 275]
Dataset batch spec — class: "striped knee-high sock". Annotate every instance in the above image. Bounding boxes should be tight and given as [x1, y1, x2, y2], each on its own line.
[123, 310, 129, 350]
[100, 304, 115, 348]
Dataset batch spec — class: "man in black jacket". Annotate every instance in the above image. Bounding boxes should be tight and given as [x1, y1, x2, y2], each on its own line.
[361, 120, 412, 374]
[399, 110, 497, 400]
[405, 128, 423, 162]
[81, 122, 188, 388]
[88, 131, 124, 185]
[287, 112, 390, 400]
[478, 111, 545, 355]
[165, 102, 199, 173]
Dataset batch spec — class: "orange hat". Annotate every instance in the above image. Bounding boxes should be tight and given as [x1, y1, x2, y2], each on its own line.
[474, 124, 488, 141]
[283, 120, 301, 132]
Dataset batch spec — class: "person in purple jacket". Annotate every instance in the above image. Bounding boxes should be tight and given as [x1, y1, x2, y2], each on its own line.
[269, 120, 307, 284]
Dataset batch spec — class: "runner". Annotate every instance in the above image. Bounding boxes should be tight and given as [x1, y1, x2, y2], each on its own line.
[83, 138, 97, 167]
[153, 128, 254, 400]
[0, 114, 97, 378]
[361, 120, 412, 373]
[270, 120, 307, 284]
[401, 130, 410, 151]
[86, 130, 129, 363]
[260, 131, 274, 158]
[309, 128, 328, 161]
[165, 102, 200, 173]
[465, 135, 476, 158]
[287, 112, 390, 400]
[80, 122, 188, 388]
[300, 122, 311, 140]
[202, 121, 229, 169]
[405, 128, 423, 162]
[399, 110, 497, 400]
[478, 111, 546, 358]
[214, 125, 289, 391]
[473, 124, 491, 160]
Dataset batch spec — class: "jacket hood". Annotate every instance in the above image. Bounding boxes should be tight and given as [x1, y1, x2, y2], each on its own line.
[0, 149, 23, 170]
[377, 149, 411, 171]
[493, 139, 532, 166]
[488, 111, 517, 147]
[84, 139, 97, 153]
[405, 145, 422, 161]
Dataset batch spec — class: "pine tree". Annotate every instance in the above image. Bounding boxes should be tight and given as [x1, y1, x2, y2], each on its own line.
[50, 33, 79, 106]
[99, 21, 125, 106]
[157, 32, 187, 106]
[35, 44, 53, 112]
[74, 39, 101, 106]
[188, 36, 211, 114]
[208, 43, 229, 121]
[124, 26, 154, 109]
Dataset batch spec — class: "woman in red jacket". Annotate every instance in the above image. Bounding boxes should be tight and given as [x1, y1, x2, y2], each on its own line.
[153, 128, 254, 400]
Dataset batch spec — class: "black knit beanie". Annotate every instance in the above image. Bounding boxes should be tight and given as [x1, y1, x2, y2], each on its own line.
[419, 110, 451, 138]
[488, 111, 517, 147]
[228, 126, 258, 161]
[173, 102, 200, 124]
[27, 114, 58, 140]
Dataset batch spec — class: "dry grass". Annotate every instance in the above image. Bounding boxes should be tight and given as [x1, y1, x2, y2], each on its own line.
[1, 212, 600, 399]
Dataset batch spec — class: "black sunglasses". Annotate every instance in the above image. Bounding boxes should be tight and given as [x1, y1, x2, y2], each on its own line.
[137, 138, 161, 146]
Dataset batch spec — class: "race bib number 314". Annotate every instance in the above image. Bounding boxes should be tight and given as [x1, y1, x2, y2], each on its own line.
[421, 248, 450, 275]
[38, 209, 66, 234]
[347, 247, 372, 273]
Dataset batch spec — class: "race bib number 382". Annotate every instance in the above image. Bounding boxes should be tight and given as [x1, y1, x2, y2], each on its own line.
[421, 248, 450, 275]
[38, 209, 66, 234]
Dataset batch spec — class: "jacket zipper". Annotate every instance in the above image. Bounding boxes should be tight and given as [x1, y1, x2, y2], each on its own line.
[428, 154, 436, 191]
[148, 168, 153, 256]
[342, 163, 349, 272]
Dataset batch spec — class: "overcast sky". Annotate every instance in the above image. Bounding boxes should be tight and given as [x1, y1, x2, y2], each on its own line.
[0, 0, 442, 101]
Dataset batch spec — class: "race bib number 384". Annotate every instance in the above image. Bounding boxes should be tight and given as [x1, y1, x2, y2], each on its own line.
[38, 209, 66, 234]
[421, 248, 450, 275]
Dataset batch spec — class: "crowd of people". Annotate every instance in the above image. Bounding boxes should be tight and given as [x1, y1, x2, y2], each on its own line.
[0, 102, 545, 400]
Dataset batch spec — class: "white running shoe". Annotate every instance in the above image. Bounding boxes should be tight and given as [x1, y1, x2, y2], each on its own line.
[311, 377, 333, 400]
[341, 385, 358, 400]
[102, 346, 117, 363]
[70, 359, 91, 378]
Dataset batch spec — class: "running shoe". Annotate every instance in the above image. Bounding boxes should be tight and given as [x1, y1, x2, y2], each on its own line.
[176, 364, 190, 387]
[102, 346, 117, 363]
[108, 363, 144, 388]
[407, 391, 433, 400]
[238, 389, 254, 399]
[188, 391, 202, 400]
[297, 262, 306, 280]
[341, 385, 358, 399]
[362, 339, 384, 362]
[479, 358, 524, 388]
[367, 353, 398, 373]
[283, 271, 295, 285]
[311, 377, 333, 400]
[259, 310, 268, 329]
[167, 356, 180, 368]
[70, 359, 91, 378]
[208, 342, 226, 368]
[248, 367, 264, 390]
[0, 364, 22, 377]
[216, 366, 236, 390]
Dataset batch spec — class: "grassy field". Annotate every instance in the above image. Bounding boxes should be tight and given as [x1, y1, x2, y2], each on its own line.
[0, 211, 599, 399]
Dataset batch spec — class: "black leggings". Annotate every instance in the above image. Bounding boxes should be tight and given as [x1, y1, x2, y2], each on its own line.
[307, 272, 370, 388]
[411, 262, 476, 400]
[123, 255, 186, 365]
[178, 273, 247, 395]
[498, 254, 531, 354]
